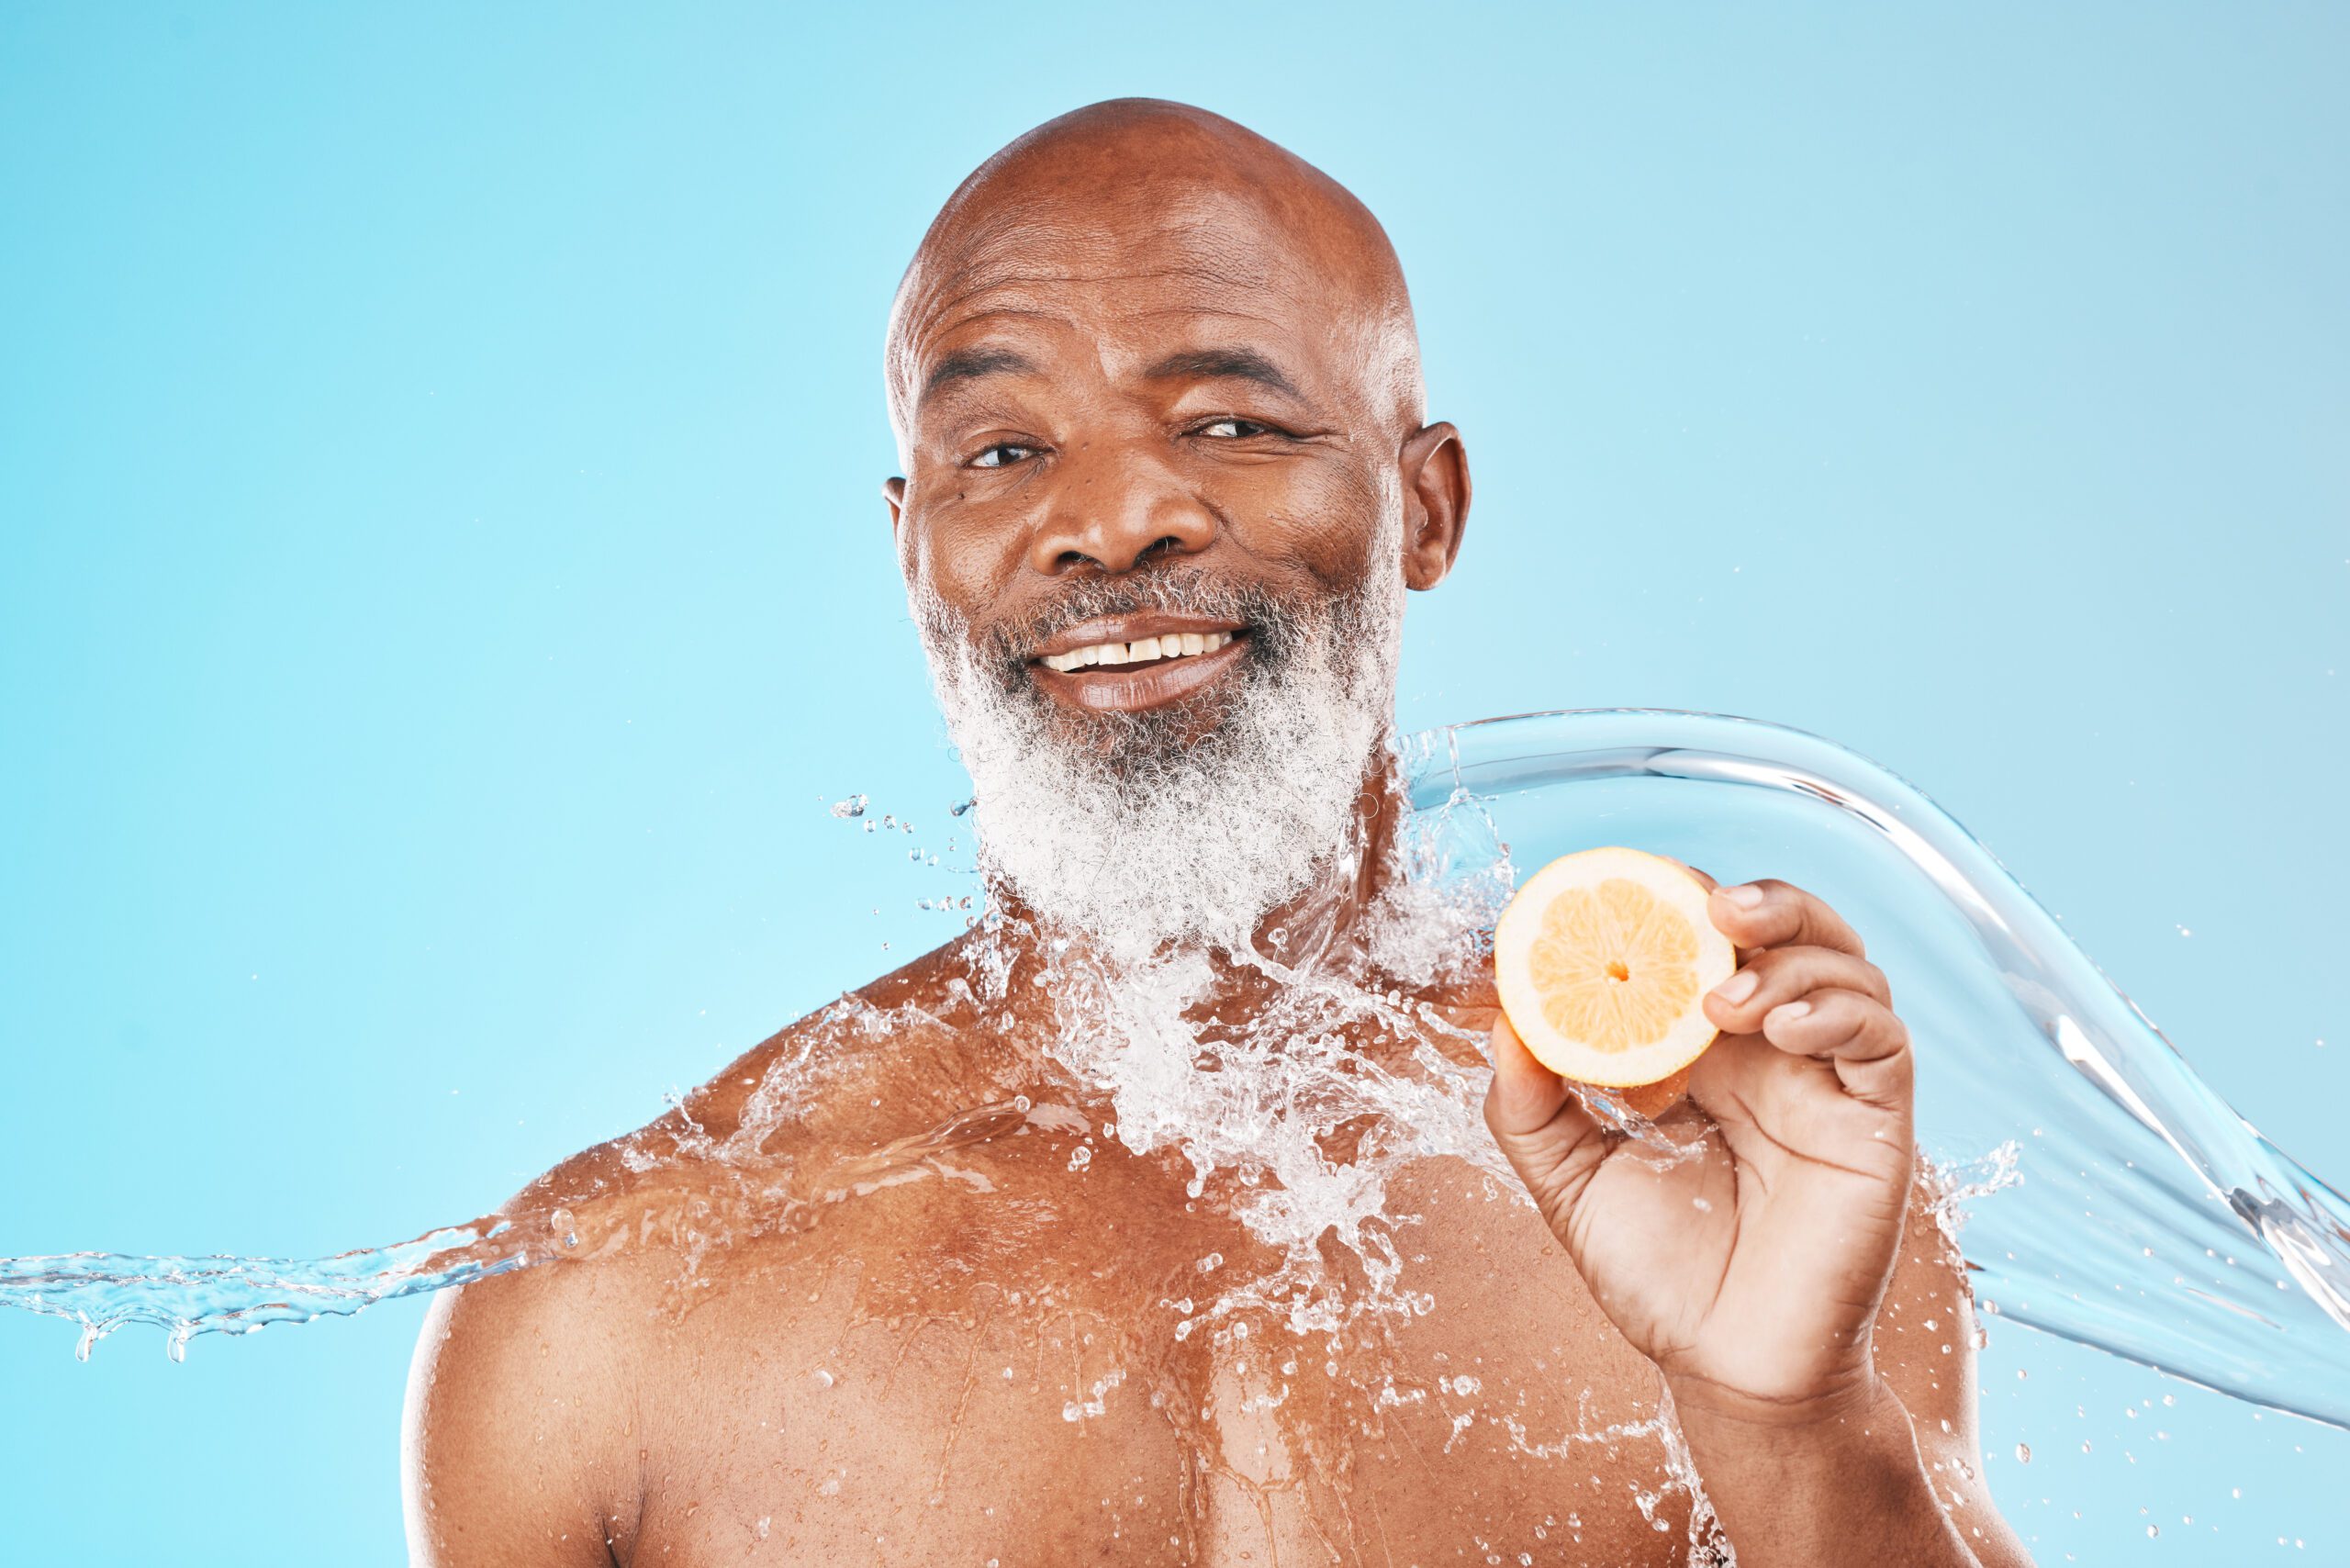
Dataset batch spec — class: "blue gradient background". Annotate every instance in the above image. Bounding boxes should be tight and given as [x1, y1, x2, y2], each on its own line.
[3, 5, 2344, 1562]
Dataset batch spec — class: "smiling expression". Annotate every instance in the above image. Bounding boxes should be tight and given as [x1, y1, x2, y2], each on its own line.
[883, 100, 1470, 746]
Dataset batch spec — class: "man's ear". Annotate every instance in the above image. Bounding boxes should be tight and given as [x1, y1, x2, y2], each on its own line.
[1398, 422, 1470, 590]
[882, 476, 907, 533]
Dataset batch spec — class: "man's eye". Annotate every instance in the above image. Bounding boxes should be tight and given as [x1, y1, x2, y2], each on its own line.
[1198, 418, 1275, 439]
[968, 442, 1037, 469]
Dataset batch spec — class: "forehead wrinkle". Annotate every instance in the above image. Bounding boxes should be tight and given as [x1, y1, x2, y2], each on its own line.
[1120, 306, 1288, 326]
[920, 261, 1284, 333]
[904, 197, 1306, 349]
[910, 284, 1321, 421]
[913, 304, 1063, 353]
[912, 230, 1282, 338]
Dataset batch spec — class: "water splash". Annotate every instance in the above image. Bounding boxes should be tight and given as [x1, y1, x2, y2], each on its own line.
[0, 1221, 530, 1362]
[6, 707, 2347, 1452]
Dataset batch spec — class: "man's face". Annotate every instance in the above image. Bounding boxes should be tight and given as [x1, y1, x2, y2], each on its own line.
[887, 171, 1462, 956]
[890, 180, 1410, 750]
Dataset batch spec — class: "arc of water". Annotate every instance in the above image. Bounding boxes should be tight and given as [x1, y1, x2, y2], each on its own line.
[1399, 708, 2350, 1426]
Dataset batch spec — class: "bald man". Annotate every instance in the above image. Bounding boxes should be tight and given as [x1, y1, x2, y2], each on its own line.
[403, 102, 2032, 1567]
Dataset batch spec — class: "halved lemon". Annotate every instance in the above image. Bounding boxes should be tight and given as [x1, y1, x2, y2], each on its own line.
[1494, 846, 1736, 1089]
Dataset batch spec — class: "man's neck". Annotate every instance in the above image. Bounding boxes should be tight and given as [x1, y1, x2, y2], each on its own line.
[978, 751, 1414, 984]
[1248, 755, 1412, 973]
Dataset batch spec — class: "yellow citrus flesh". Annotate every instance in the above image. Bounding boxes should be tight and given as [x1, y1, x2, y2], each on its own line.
[1494, 846, 1735, 1089]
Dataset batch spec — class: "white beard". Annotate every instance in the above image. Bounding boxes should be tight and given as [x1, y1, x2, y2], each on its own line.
[912, 521, 1405, 966]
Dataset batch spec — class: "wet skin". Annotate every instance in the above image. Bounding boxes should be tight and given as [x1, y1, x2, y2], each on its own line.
[404, 102, 2034, 1566]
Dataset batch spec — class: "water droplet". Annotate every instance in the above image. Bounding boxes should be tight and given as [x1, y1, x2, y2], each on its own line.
[829, 795, 867, 819]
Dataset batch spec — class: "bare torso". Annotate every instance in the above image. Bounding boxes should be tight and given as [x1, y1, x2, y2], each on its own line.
[405, 934, 1992, 1566]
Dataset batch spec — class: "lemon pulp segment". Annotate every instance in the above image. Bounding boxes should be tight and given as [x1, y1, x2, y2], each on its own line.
[1494, 846, 1735, 1088]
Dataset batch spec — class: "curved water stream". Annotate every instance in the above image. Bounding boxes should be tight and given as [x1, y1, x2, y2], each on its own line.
[6, 707, 2347, 1434]
[1397, 709, 2350, 1427]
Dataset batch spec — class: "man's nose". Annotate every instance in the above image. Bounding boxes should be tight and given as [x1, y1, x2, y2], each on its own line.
[1024, 445, 1218, 576]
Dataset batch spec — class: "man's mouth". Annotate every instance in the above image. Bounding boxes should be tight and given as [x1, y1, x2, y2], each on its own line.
[1026, 614, 1252, 712]
[1036, 630, 1237, 673]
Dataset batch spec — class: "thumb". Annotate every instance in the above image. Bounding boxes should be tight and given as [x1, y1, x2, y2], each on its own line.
[1484, 1011, 1572, 1134]
[1483, 1014, 1607, 1222]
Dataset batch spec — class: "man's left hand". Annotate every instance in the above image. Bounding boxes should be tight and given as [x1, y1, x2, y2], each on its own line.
[1483, 873, 1915, 1425]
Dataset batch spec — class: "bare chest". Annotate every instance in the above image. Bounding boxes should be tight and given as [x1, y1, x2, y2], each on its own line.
[615, 1155, 1710, 1566]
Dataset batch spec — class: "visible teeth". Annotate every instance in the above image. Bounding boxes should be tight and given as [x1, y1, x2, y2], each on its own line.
[1039, 631, 1239, 672]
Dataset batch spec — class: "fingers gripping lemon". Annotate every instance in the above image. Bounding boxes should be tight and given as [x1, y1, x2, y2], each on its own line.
[1493, 846, 1735, 1090]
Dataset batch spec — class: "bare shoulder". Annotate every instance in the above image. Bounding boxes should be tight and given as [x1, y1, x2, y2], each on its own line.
[661, 929, 1030, 1154]
[401, 935, 1010, 1566]
[401, 1200, 662, 1564]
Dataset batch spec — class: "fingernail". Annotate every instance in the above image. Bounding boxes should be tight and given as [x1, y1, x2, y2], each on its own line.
[1718, 883, 1765, 909]
[1767, 1000, 1812, 1025]
[1711, 969, 1759, 1005]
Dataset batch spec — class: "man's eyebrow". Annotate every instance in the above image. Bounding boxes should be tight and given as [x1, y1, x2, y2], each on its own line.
[921, 346, 1039, 402]
[1142, 347, 1304, 399]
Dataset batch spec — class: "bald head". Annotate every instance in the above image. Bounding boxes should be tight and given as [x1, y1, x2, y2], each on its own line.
[885, 99, 1425, 446]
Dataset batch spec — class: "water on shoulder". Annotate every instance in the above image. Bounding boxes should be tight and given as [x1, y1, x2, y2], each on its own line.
[509, 911, 1728, 1565]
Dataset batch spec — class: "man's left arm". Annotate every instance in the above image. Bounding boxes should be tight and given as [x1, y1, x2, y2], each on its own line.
[1484, 872, 2036, 1568]
[1666, 1172, 2035, 1568]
